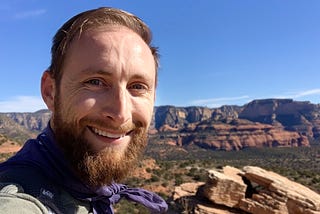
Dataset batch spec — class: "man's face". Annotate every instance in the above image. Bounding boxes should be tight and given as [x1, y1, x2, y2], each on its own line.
[44, 26, 156, 186]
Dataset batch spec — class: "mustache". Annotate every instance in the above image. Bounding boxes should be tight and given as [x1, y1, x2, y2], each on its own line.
[80, 118, 143, 133]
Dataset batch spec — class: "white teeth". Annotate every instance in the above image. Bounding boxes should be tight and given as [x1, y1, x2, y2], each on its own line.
[92, 127, 125, 139]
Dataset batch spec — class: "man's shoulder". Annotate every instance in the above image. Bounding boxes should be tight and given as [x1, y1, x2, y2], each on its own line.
[0, 182, 49, 213]
[0, 166, 91, 214]
[0, 167, 57, 213]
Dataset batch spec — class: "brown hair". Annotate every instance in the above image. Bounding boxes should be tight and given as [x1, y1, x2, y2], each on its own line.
[48, 7, 159, 86]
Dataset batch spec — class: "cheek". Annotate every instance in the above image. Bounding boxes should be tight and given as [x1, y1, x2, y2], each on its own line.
[61, 94, 98, 119]
[74, 97, 97, 114]
[81, 98, 98, 109]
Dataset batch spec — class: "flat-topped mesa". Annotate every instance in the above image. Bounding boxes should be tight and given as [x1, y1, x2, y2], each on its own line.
[239, 99, 320, 138]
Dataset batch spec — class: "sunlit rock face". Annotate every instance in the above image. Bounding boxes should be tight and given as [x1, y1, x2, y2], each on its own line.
[174, 165, 320, 214]
[239, 99, 320, 138]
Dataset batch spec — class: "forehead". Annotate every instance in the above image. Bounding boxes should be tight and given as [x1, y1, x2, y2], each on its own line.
[63, 26, 156, 79]
[74, 26, 146, 48]
[67, 26, 153, 60]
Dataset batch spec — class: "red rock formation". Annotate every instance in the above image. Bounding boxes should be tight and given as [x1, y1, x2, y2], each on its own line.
[174, 166, 320, 214]
[202, 167, 246, 207]
[239, 99, 320, 138]
[157, 119, 309, 151]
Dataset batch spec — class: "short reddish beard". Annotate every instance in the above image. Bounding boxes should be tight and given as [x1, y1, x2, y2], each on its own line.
[52, 95, 148, 187]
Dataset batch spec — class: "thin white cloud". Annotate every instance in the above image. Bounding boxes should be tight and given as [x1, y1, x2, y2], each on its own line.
[292, 88, 320, 98]
[0, 96, 47, 112]
[265, 88, 320, 101]
[14, 9, 46, 19]
[191, 95, 250, 107]
[190, 88, 320, 108]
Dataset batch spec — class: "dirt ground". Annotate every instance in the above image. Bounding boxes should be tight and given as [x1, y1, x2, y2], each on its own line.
[0, 141, 21, 154]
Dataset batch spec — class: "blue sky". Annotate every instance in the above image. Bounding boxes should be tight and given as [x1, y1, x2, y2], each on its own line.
[1, 0, 320, 112]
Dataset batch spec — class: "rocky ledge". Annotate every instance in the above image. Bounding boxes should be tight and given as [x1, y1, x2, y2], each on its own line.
[174, 166, 320, 214]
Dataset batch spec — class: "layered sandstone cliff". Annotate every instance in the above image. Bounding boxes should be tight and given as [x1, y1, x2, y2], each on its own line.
[152, 118, 309, 151]
[149, 99, 320, 151]
[239, 99, 320, 139]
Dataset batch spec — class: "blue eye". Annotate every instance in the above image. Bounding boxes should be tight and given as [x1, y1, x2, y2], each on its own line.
[130, 84, 145, 90]
[86, 79, 104, 86]
[128, 83, 149, 96]
[129, 83, 148, 91]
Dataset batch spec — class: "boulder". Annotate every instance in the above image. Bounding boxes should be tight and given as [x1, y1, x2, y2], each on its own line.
[202, 167, 246, 207]
[174, 165, 320, 214]
[173, 182, 204, 200]
[240, 166, 320, 214]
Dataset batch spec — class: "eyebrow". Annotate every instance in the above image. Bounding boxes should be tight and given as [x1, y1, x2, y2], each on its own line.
[80, 68, 113, 76]
[81, 68, 153, 79]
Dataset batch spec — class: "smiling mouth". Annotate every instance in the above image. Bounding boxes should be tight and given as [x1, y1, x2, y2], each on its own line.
[90, 127, 132, 139]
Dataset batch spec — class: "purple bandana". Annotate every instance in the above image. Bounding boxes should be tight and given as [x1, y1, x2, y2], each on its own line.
[0, 125, 168, 213]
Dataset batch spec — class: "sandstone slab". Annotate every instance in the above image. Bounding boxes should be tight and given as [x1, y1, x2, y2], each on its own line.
[174, 165, 320, 214]
[202, 166, 246, 207]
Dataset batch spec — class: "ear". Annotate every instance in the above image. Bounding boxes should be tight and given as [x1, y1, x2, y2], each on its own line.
[41, 70, 56, 111]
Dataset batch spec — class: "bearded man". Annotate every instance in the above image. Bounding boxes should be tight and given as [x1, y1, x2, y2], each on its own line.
[0, 7, 167, 214]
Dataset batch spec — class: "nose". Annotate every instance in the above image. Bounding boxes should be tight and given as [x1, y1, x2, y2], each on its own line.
[102, 87, 131, 125]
